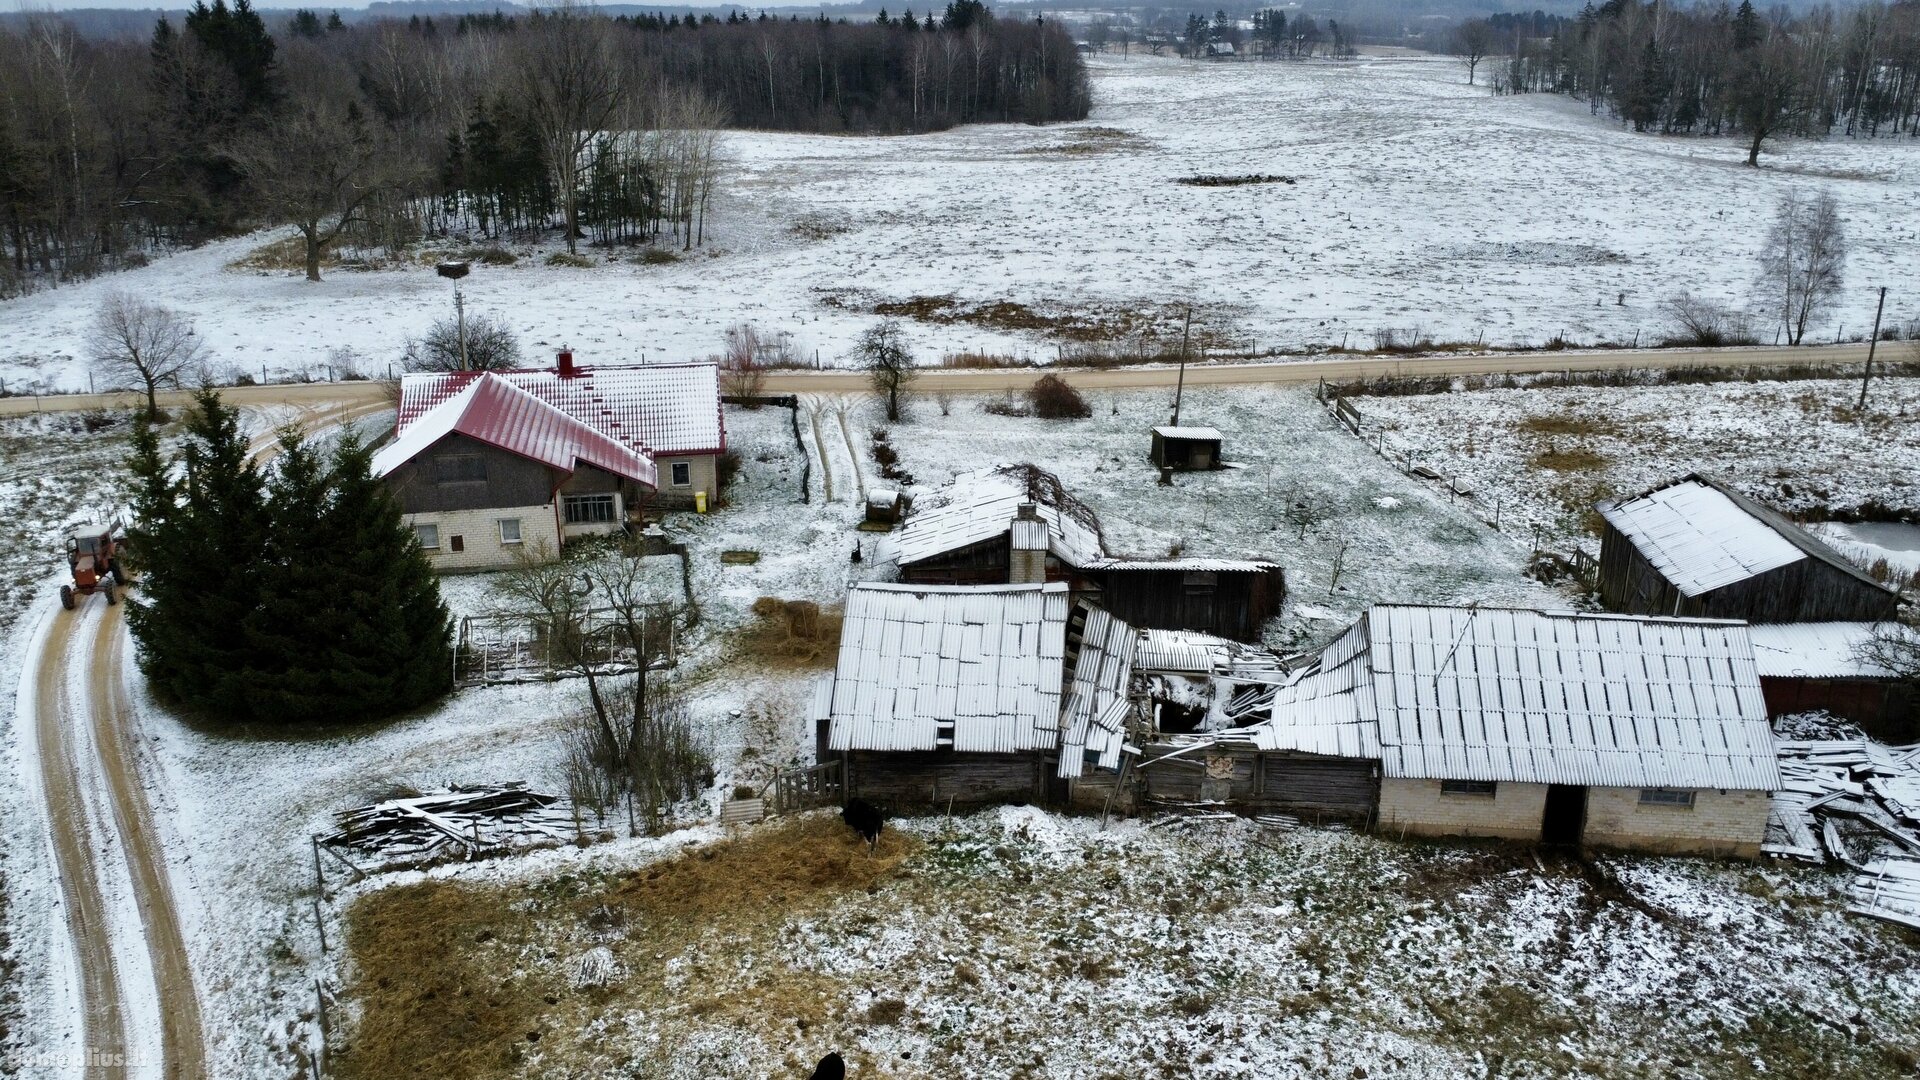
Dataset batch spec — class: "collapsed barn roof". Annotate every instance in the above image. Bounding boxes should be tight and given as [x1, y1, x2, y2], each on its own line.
[884, 469, 1105, 569]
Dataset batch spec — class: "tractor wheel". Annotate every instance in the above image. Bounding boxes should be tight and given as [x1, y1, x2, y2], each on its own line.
[110, 561, 127, 585]
[60, 585, 75, 611]
[105, 584, 117, 606]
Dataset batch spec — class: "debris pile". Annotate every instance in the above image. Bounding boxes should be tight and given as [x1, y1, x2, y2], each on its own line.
[1766, 739, 1920, 929]
[321, 784, 575, 872]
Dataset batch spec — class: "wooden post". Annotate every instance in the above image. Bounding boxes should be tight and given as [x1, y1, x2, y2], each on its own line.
[1172, 307, 1191, 425]
[1860, 286, 1887, 412]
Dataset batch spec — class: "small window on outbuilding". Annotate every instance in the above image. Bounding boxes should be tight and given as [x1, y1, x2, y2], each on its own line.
[498, 518, 522, 544]
[414, 524, 440, 550]
[671, 461, 692, 487]
[1638, 788, 1695, 808]
[1440, 780, 1497, 798]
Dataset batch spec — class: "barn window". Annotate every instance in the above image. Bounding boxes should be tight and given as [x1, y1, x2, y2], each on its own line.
[563, 493, 618, 524]
[448, 534, 464, 553]
[413, 524, 440, 550]
[433, 454, 487, 484]
[1440, 780, 1497, 798]
[498, 518, 522, 544]
[670, 461, 692, 487]
[1638, 788, 1696, 808]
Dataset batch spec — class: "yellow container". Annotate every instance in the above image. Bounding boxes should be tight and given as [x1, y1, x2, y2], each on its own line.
[695, 490, 708, 514]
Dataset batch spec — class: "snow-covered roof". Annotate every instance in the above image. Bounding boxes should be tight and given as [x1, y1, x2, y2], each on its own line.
[887, 471, 1104, 569]
[825, 583, 1070, 754]
[1599, 475, 1893, 599]
[1083, 557, 1280, 573]
[1059, 604, 1138, 778]
[1241, 605, 1780, 791]
[397, 362, 725, 458]
[1152, 425, 1222, 441]
[1749, 622, 1905, 679]
[1133, 628, 1283, 678]
[372, 373, 658, 489]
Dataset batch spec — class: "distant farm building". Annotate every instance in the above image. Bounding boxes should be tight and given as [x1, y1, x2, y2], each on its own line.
[1750, 622, 1916, 741]
[1149, 425, 1222, 471]
[884, 469, 1284, 641]
[373, 373, 658, 571]
[1172, 606, 1781, 857]
[398, 354, 725, 510]
[1596, 475, 1900, 623]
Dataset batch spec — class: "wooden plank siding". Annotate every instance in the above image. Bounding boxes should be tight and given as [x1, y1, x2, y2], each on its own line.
[843, 750, 1052, 808]
[1087, 567, 1286, 642]
[1141, 745, 1377, 819]
[1597, 519, 1900, 623]
[383, 433, 555, 515]
[1762, 676, 1917, 743]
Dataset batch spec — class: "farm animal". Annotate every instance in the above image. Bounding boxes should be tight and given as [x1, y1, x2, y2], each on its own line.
[810, 1051, 846, 1080]
[841, 799, 885, 847]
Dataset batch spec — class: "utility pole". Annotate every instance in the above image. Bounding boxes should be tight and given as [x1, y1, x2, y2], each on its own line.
[1859, 286, 1886, 412]
[455, 287, 470, 371]
[1172, 307, 1191, 425]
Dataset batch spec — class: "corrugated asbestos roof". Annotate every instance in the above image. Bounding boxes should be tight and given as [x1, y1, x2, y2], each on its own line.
[826, 583, 1069, 754]
[1083, 557, 1281, 573]
[1749, 622, 1904, 679]
[1598, 479, 1804, 595]
[397, 362, 725, 457]
[1059, 605, 1138, 778]
[372, 373, 658, 489]
[1240, 605, 1780, 791]
[886, 470, 1104, 569]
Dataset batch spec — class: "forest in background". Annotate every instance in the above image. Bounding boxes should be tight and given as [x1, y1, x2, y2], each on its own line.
[0, 0, 1088, 293]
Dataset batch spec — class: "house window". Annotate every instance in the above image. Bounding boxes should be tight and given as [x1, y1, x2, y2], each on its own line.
[670, 461, 692, 487]
[563, 493, 618, 524]
[449, 535, 464, 553]
[499, 518, 522, 544]
[414, 524, 440, 550]
[1440, 780, 1497, 798]
[1639, 788, 1696, 808]
[433, 454, 487, 484]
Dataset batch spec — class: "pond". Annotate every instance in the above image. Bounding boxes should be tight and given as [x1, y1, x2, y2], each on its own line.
[1811, 521, 1920, 575]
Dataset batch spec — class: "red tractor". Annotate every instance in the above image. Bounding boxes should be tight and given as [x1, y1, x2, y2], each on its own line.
[61, 521, 129, 611]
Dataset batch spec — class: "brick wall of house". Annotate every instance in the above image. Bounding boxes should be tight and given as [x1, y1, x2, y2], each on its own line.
[652, 453, 719, 509]
[1583, 787, 1768, 859]
[1379, 778, 1547, 842]
[403, 504, 559, 573]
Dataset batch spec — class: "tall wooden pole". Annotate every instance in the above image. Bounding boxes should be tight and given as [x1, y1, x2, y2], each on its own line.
[455, 287, 470, 371]
[1173, 307, 1191, 425]
[1859, 286, 1887, 412]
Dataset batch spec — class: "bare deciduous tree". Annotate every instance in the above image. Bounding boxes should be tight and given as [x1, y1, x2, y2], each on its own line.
[720, 323, 769, 401]
[1454, 19, 1496, 85]
[1856, 620, 1920, 682]
[405, 310, 522, 372]
[86, 292, 205, 419]
[227, 102, 403, 282]
[1660, 291, 1756, 347]
[858, 320, 918, 422]
[516, 4, 624, 256]
[1758, 189, 1847, 346]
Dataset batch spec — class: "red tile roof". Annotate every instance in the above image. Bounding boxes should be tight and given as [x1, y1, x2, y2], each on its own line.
[397, 362, 725, 458]
[372, 373, 658, 489]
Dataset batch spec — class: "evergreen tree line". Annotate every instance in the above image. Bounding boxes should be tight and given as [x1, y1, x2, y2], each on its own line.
[1472, 0, 1920, 162]
[0, 0, 1088, 294]
[1177, 9, 1356, 60]
[127, 390, 453, 726]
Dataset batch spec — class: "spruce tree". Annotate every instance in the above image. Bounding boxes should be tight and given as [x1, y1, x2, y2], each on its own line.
[243, 430, 341, 723]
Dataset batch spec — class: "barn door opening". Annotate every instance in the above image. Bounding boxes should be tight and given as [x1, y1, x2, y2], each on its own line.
[1541, 785, 1587, 847]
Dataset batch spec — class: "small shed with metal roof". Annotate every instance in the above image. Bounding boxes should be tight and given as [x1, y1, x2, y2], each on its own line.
[1750, 622, 1916, 739]
[1150, 424, 1223, 471]
[1596, 474, 1900, 624]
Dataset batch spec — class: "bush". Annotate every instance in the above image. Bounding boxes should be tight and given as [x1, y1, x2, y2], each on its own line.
[474, 245, 516, 266]
[638, 248, 679, 266]
[546, 252, 595, 268]
[405, 311, 522, 372]
[1660, 291, 1759, 347]
[1028, 373, 1091, 419]
[981, 391, 1031, 417]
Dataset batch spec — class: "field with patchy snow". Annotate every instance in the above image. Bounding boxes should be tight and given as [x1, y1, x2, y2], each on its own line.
[3, 53, 1919, 394]
[1349, 374, 1920, 554]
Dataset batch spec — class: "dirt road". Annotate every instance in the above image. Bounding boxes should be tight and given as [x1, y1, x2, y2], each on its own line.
[0, 342, 1885, 417]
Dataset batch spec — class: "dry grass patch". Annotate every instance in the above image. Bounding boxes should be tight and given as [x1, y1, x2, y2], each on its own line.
[336, 815, 919, 1080]
[1530, 446, 1609, 473]
[739, 596, 843, 667]
[228, 235, 345, 273]
[1518, 412, 1623, 438]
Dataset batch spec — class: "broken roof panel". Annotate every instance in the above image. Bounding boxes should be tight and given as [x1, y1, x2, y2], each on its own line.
[826, 583, 1070, 755]
[885, 469, 1104, 569]
[1059, 604, 1138, 778]
[397, 361, 725, 457]
[372, 373, 658, 489]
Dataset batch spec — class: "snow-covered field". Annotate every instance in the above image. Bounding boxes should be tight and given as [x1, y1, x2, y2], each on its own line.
[1352, 374, 1920, 553]
[3, 54, 1919, 394]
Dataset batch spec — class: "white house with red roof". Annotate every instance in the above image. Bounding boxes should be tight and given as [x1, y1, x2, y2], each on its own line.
[372, 371, 660, 571]
[395, 351, 726, 510]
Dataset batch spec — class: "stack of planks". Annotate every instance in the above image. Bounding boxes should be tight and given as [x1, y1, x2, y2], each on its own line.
[323, 784, 576, 872]
[1767, 739, 1920, 928]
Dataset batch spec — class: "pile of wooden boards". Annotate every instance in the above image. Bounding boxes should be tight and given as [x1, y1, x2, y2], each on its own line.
[321, 784, 577, 872]
[1766, 739, 1920, 929]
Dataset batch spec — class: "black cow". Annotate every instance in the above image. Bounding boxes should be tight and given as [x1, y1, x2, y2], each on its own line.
[841, 799, 884, 847]
[810, 1051, 846, 1080]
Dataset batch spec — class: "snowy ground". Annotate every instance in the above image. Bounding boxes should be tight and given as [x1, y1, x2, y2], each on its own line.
[1351, 375, 1920, 554]
[3, 54, 1918, 394]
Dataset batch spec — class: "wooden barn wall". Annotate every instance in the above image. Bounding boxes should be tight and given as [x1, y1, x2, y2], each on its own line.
[1093, 568, 1286, 641]
[1762, 676, 1916, 742]
[1598, 520, 1897, 623]
[1141, 746, 1376, 818]
[845, 750, 1048, 807]
[898, 536, 1012, 586]
[384, 433, 554, 515]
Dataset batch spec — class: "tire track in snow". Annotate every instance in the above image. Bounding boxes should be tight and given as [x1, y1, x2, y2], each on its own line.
[834, 402, 869, 505]
[805, 401, 837, 503]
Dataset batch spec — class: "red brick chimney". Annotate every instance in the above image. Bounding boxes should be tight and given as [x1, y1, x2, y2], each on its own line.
[557, 348, 575, 376]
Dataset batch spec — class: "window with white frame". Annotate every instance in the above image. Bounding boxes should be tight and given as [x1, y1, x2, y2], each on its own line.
[670, 461, 692, 487]
[498, 518, 522, 544]
[1638, 788, 1696, 808]
[413, 523, 440, 550]
[1440, 779, 1497, 798]
[563, 493, 618, 524]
